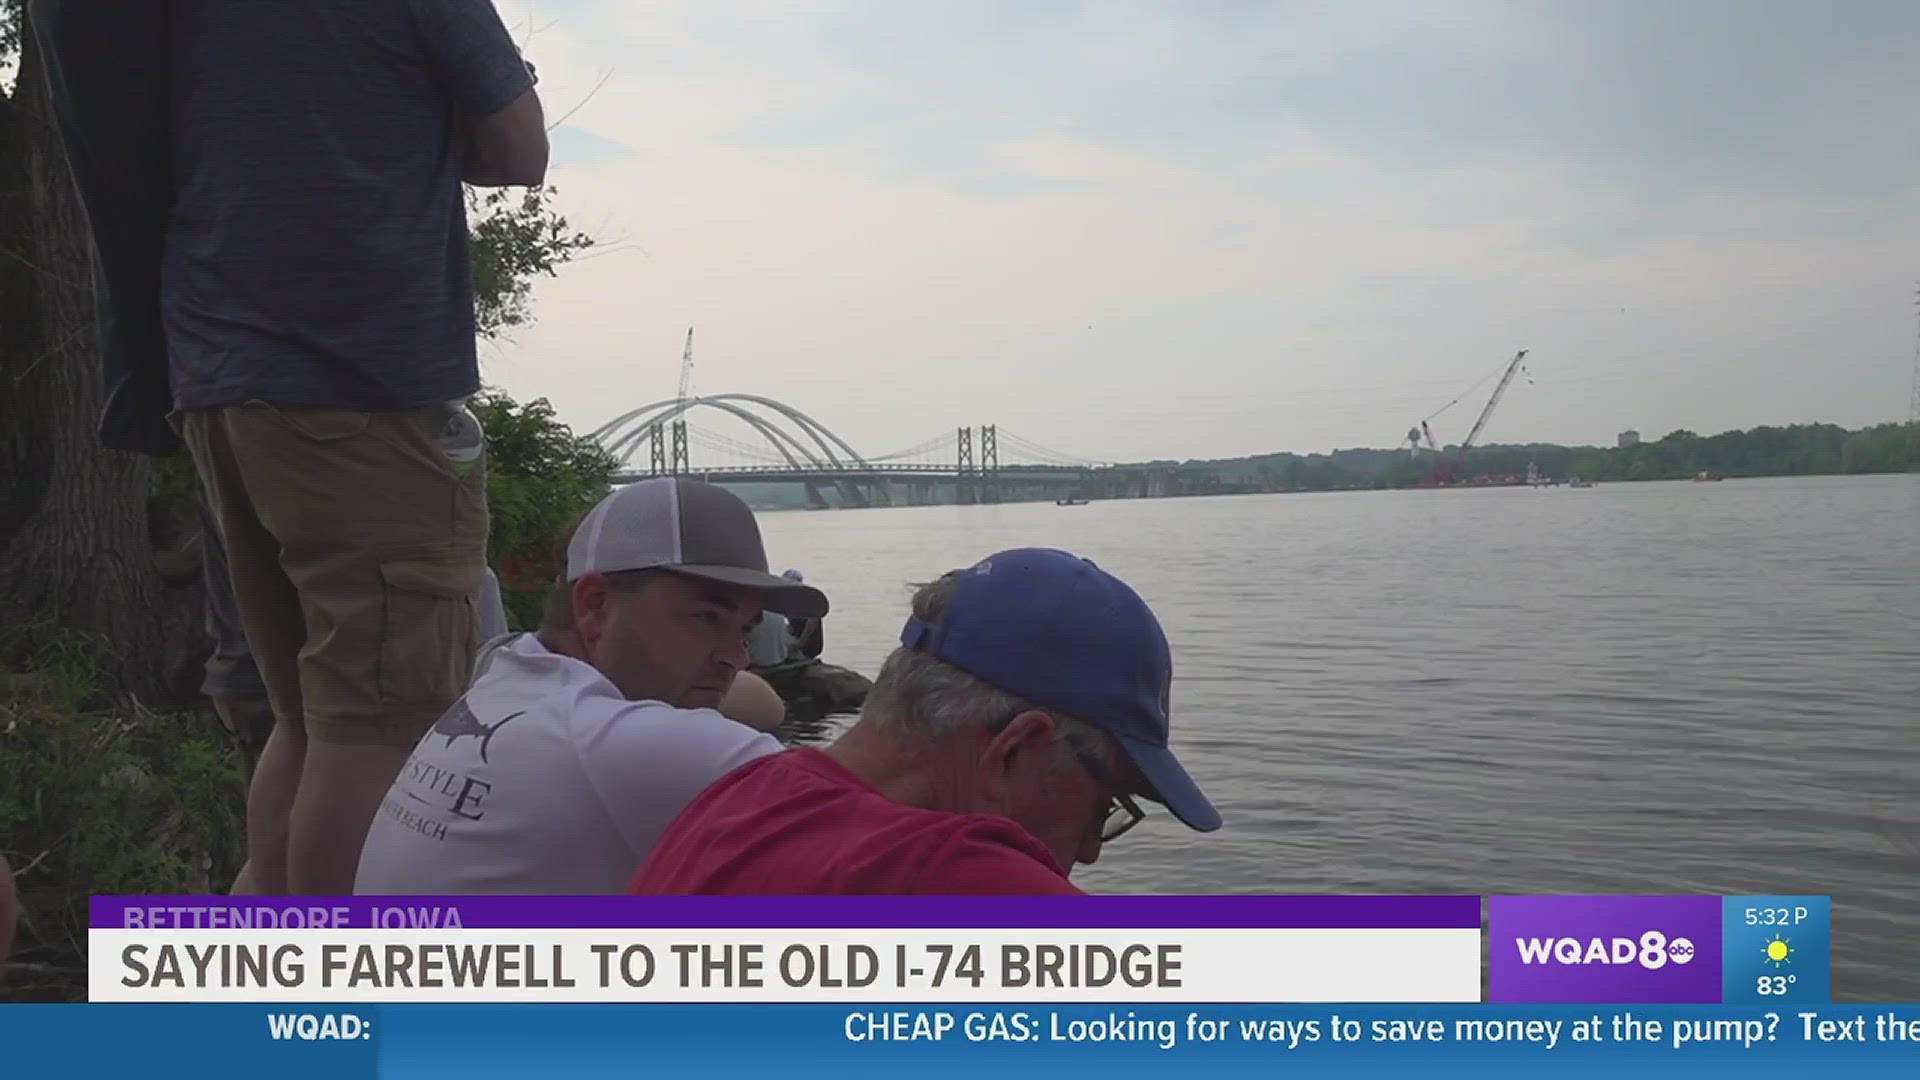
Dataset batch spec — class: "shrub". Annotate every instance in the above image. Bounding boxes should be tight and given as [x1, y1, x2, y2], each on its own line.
[0, 628, 245, 1000]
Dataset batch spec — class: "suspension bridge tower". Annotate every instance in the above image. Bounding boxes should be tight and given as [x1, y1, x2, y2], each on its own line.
[955, 426, 973, 504]
[980, 424, 999, 503]
[951, 425, 1002, 504]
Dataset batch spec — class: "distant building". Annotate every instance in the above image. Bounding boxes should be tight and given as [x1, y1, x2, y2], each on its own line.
[1617, 429, 1641, 448]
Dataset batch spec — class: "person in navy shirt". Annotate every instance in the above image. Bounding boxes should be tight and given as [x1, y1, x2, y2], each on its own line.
[161, 0, 549, 895]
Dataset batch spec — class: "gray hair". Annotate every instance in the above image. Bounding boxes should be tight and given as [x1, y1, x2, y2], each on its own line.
[862, 573, 1118, 773]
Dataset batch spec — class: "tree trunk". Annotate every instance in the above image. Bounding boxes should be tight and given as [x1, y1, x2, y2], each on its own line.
[0, 14, 197, 706]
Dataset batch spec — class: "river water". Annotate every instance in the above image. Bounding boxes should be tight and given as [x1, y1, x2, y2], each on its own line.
[754, 473, 1919, 1001]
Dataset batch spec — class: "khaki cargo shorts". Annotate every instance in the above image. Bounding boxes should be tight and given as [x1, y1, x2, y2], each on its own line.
[177, 402, 489, 748]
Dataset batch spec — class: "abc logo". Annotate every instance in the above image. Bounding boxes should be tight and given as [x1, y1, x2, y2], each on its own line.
[1640, 931, 1695, 970]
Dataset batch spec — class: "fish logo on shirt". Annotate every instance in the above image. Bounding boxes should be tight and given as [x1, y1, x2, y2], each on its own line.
[428, 700, 522, 764]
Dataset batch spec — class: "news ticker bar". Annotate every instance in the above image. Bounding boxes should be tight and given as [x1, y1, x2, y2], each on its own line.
[7, 1005, 1918, 1080]
[85, 894, 1831, 1006]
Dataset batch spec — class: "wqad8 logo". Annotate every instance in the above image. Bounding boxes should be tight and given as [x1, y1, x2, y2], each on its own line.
[1517, 930, 1696, 970]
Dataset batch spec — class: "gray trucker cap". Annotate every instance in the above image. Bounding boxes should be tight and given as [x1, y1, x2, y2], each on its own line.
[565, 478, 829, 619]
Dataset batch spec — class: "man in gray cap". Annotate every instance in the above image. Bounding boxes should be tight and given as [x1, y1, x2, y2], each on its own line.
[354, 478, 827, 895]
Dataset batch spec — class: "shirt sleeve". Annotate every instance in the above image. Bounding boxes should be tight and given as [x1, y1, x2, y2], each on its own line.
[407, 0, 535, 118]
[575, 703, 784, 865]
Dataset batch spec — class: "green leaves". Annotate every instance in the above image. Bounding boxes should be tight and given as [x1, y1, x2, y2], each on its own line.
[468, 185, 595, 341]
[469, 388, 619, 630]
[0, 630, 247, 982]
[0, 0, 19, 79]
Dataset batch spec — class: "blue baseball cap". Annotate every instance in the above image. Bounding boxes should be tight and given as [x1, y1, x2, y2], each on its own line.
[899, 547, 1221, 832]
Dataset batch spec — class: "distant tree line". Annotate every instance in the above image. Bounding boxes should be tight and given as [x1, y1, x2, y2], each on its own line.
[1141, 422, 1918, 492]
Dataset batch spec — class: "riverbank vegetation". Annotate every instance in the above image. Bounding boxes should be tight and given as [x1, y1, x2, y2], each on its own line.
[1152, 422, 1917, 492]
[727, 422, 1917, 511]
[471, 390, 620, 629]
[0, 629, 246, 1000]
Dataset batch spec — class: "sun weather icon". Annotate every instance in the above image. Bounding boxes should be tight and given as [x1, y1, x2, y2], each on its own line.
[1762, 933, 1794, 969]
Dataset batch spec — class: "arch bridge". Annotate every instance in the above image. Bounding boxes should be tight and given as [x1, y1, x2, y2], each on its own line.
[590, 394, 1189, 509]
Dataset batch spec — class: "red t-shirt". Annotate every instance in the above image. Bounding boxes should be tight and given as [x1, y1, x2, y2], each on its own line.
[626, 748, 1084, 895]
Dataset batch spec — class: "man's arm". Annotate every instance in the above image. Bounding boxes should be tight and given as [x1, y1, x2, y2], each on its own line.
[408, 0, 548, 187]
[719, 671, 787, 733]
[462, 86, 548, 187]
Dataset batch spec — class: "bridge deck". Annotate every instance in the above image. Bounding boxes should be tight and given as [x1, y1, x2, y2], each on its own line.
[614, 463, 1101, 482]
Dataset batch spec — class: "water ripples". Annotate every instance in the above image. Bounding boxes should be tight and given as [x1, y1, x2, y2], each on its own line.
[762, 474, 1920, 1000]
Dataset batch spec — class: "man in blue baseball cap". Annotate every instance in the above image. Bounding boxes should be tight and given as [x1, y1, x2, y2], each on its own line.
[629, 547, 1219, 895]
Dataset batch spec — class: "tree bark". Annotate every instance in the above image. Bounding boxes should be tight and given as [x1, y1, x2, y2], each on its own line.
[0, 14, 197, 706]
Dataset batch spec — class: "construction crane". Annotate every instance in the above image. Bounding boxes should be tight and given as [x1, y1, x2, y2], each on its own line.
[669, 327, 694, 474]
[1457, 349, 1529, 454]
[1414, 348, 1531, 485]
[1404, 420, 1441, 459]
[676, 327, 695, 407]
[1910, 284, 1919, 431]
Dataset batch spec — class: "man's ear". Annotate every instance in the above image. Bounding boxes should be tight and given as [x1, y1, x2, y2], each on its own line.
[571, 574, 611, 646]
[979, 710, 1060, 782]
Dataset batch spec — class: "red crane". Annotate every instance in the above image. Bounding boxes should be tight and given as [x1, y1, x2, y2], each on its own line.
[1416, 349, 1531, 485]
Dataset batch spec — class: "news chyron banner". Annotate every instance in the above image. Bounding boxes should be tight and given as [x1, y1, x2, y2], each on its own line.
[88, 895, 1483, 1003]
[36, 891, 1916, 1078]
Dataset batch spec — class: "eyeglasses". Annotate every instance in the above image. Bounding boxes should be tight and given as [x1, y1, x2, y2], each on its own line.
[1067, 740, 1146, 843]
[989, 713, 1150, 843]
[1098, 791, 1147, 842]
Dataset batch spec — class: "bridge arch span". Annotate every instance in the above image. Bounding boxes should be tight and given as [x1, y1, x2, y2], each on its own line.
[591, 394, 881, 507]
[637, 401, 814, 468]
[592, 394, 874, 471]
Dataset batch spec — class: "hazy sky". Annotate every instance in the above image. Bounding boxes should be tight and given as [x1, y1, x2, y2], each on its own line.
[482, 0, 1920, 465]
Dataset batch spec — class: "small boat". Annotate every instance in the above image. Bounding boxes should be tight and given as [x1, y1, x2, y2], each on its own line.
[1569, 476, 1593, 489]
[1055, 497, 1089, 506]
[1693, 472, 1723, 482]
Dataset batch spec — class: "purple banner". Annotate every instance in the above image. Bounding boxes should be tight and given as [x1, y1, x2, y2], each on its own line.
[91, 894, 1480, 930]
[1488, 895, 1724, 1003]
